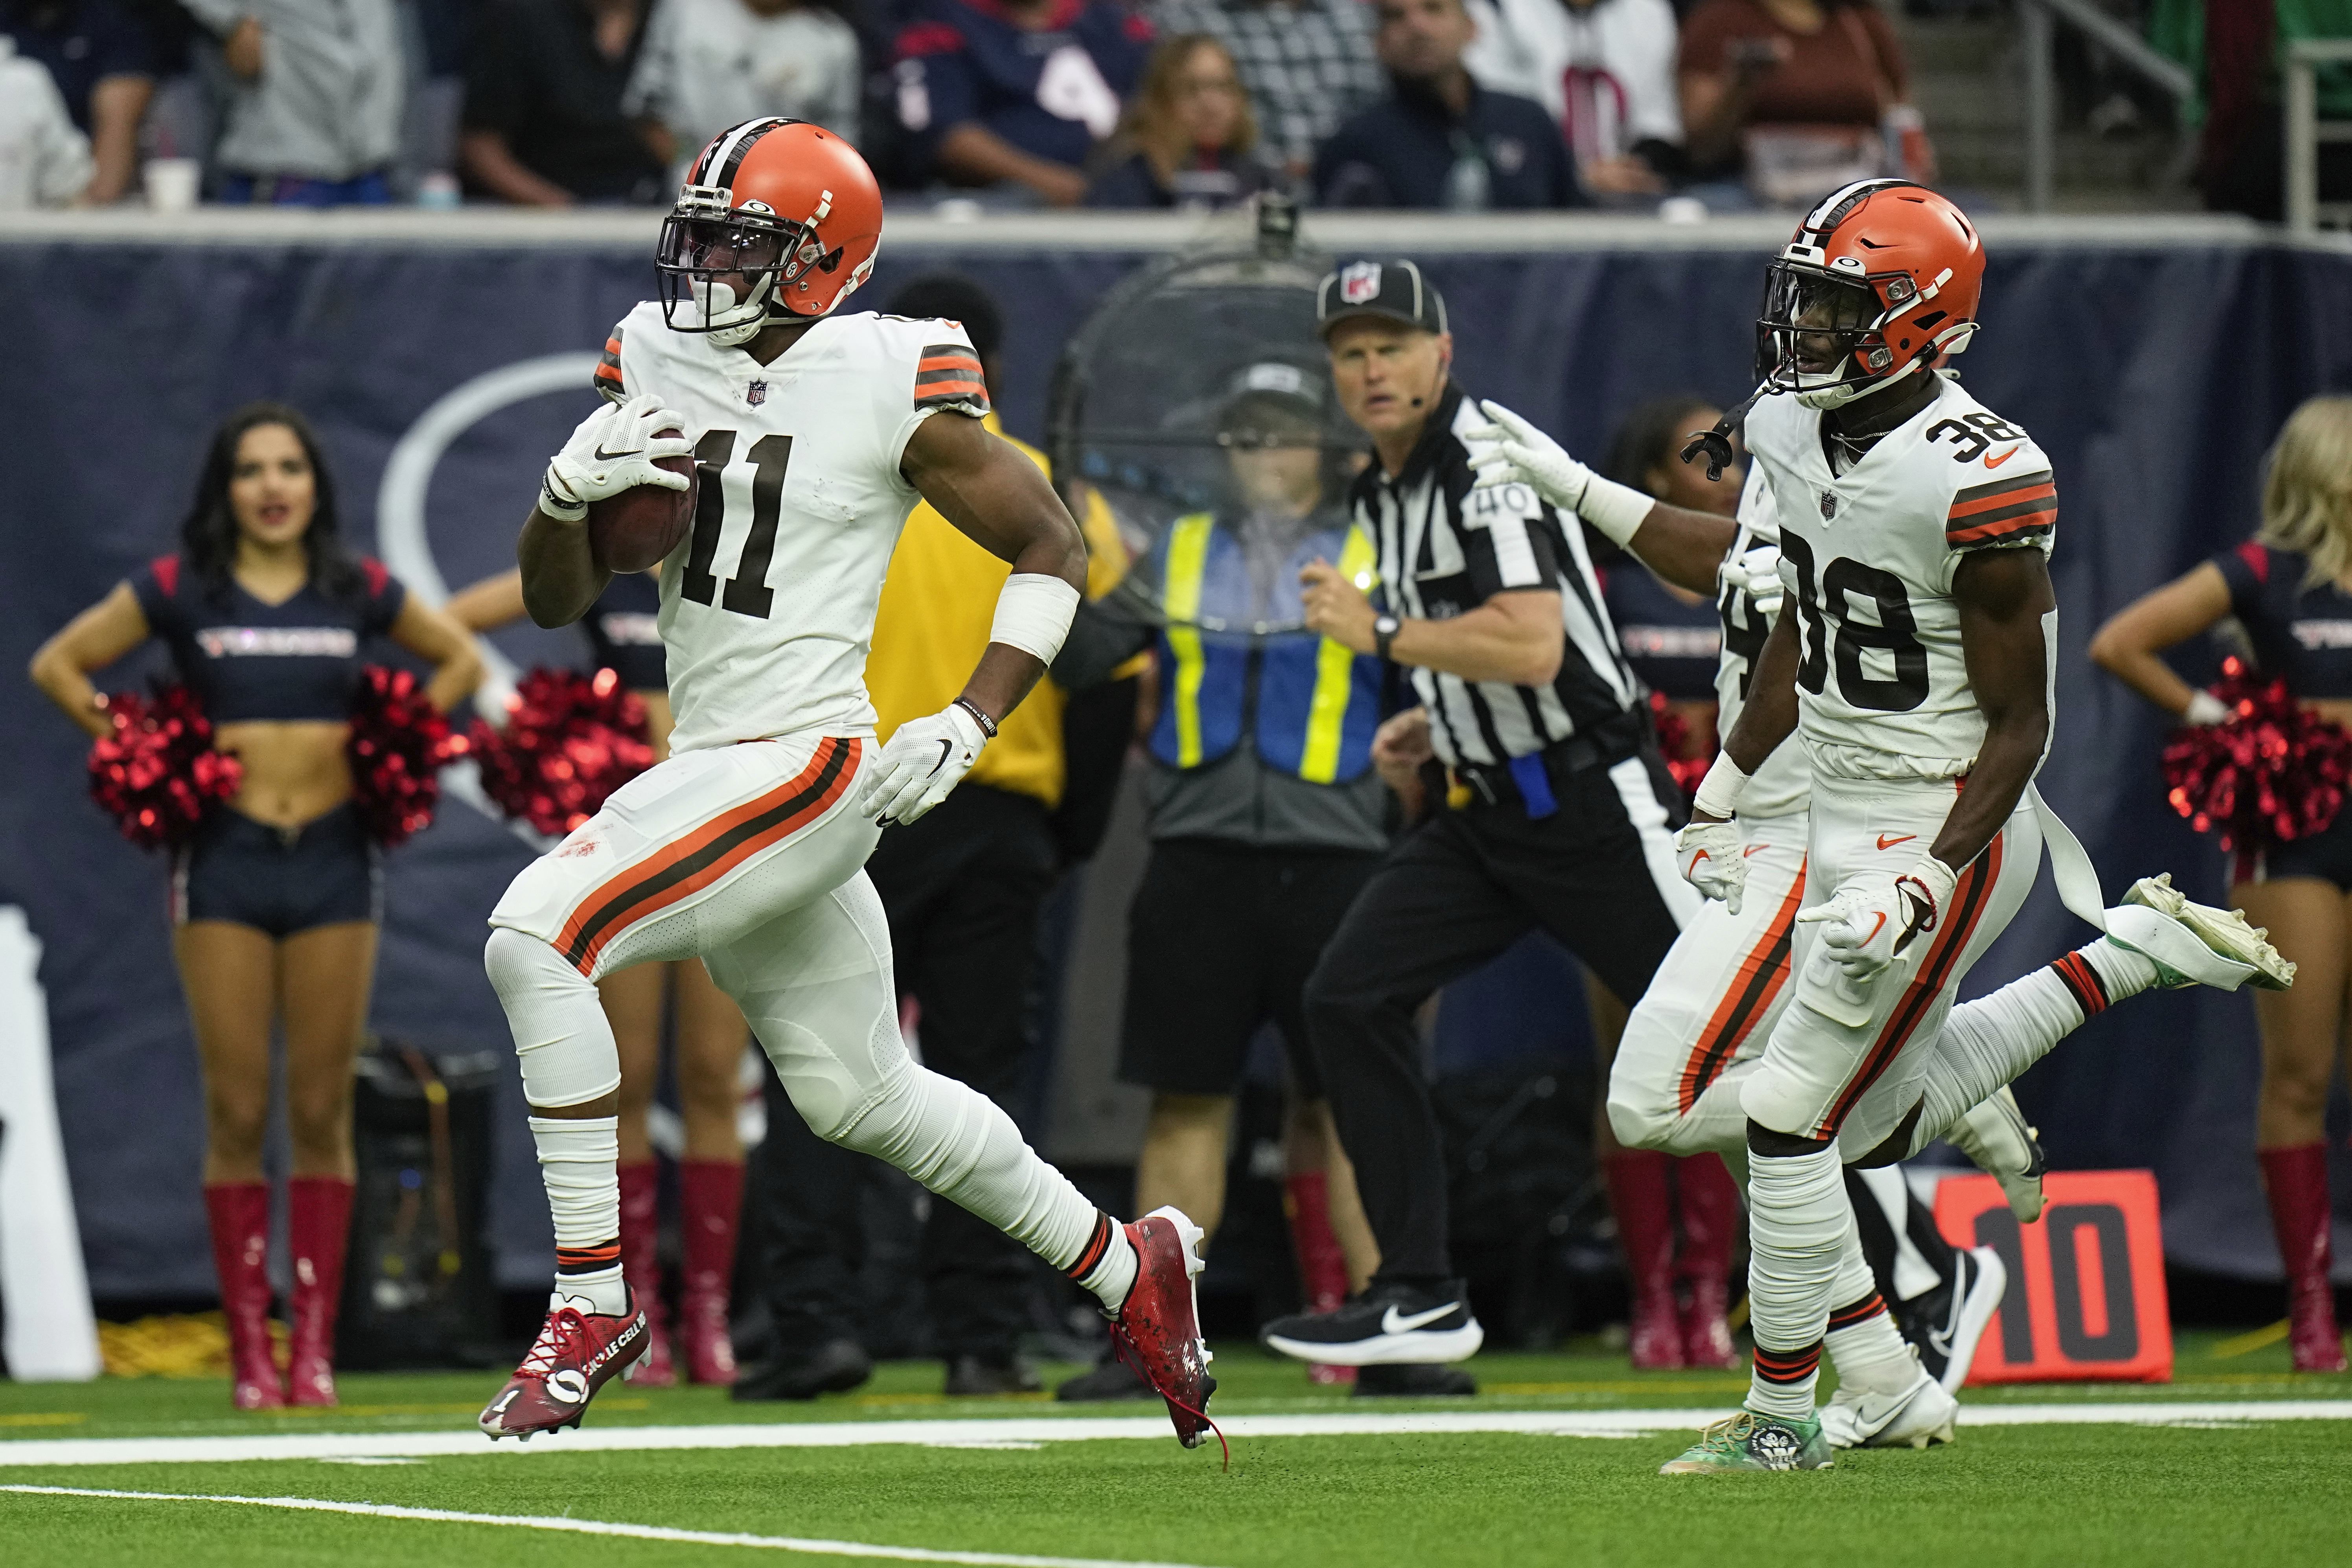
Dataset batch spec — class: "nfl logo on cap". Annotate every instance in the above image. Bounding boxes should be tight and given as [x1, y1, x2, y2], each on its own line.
[1339, 261, 1383, 305]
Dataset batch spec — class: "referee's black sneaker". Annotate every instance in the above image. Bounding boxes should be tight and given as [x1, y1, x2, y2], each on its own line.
[1260, 1281, 1484, 1367]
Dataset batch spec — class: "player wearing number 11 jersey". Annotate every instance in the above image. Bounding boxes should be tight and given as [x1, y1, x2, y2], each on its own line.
[473, 118, 1216, 1452]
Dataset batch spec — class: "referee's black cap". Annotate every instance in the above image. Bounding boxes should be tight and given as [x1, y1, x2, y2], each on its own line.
[1316, 258, 1448, 340]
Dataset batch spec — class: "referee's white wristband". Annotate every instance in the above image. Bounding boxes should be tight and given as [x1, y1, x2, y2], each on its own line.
[989, 572, 1081, 666]
[1692, 752, 1751, 820]
[1575, 472, 1657, 549]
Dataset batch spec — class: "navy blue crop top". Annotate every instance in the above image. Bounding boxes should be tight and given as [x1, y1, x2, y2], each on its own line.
[1602, 561, 1723, 702]
[132, 554, 407, 723]
[2214, 542, 2352, 701]
[583, 571, 666, 693]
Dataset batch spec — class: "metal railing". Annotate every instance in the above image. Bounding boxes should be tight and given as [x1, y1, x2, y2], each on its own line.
[2019, 0, 2196, 213]
[2287, 38, 2352, 233]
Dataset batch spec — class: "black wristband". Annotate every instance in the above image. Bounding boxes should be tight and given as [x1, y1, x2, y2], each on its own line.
[953, 696, 998, 739]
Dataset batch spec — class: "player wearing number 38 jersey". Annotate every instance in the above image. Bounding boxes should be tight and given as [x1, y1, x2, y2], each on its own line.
[474, 118, 1218, 1455]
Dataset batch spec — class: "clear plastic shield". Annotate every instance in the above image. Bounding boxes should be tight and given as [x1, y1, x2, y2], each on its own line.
[1046, 240, 1369, 639]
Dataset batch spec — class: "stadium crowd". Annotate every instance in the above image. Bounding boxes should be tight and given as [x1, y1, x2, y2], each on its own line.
[5, 0, 1995, 214]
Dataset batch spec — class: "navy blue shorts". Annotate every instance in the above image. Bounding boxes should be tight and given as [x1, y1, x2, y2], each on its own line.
[173, 804, 382, 936]
[2260, 805, 2352, 892]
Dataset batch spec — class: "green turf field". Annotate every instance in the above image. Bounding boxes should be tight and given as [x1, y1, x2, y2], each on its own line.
[4, 1331, 2346, 1568]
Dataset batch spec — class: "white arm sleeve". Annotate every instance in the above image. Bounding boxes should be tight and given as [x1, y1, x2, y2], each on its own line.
[989, 573, 1081, 666]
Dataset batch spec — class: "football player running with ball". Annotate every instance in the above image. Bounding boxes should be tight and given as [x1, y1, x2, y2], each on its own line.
[1470, 180, 2291, 1472]
[474, 119, 1215, 1448]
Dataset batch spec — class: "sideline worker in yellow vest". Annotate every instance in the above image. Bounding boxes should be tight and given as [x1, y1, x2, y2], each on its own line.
[735, 274, 1125, 1403]
[1056, 361, 1462, 1401]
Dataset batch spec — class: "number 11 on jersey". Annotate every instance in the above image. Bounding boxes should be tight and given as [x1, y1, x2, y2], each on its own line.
[682, 428, 796, 620]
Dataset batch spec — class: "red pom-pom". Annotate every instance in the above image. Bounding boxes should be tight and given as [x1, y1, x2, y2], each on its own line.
[1648, 689, 1712, 802]
[468, 666, 653, 837]
[2160, 655, 2352, 854]
[85, 683, 243, 850]
[348, 666, 462, 847]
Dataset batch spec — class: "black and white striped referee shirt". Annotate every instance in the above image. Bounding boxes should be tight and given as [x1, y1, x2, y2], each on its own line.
[1353, 385, 1640, 767]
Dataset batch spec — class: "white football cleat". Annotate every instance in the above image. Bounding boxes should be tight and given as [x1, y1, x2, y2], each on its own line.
[2106, 874, 2295, 992]
[1948, 1086, 2046, 1222]
[1820, 1366, 1958, 1450]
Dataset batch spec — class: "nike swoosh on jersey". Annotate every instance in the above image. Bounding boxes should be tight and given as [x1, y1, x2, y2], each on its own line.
[1380, 1302, 1461, 1334]
[1876, 833, 1917, 851]
[1984, 444, 2024, 469]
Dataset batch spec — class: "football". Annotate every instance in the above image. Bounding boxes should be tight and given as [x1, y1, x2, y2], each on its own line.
[586, 433, 697, 573]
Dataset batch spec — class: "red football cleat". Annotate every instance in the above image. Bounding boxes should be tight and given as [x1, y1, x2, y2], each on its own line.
[1106, 1206, 1222, 1461]
[479, 1289, 648, 1439]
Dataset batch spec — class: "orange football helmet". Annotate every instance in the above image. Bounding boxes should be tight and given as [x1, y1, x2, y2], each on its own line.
[655, 118, 884, 344]
[1756, 179, 1985, 409]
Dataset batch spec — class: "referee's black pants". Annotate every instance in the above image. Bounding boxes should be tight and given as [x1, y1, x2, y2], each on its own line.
[749, 782, 1059, 1364]
[1303, 753, 1688, 1288]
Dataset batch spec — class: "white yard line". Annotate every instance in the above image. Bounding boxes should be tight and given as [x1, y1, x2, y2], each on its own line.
[0, 1401, 2347, 1469]
[0, 1484, 1221, 1568]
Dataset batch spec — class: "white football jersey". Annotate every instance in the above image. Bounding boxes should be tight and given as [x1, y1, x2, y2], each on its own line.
[1746, 375, 2057, 781]
[594, 303, 989, 755]
[1713, 466, 1810, 820]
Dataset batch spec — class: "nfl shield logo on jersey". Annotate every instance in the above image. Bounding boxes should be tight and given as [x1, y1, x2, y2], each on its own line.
[1820, 491, 1837, 520]
[1339, 261, 1382, 304]
[746, 379, 768, 407]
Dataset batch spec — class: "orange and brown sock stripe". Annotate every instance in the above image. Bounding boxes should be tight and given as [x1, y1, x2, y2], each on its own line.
[2048, 950, 2110, 1020]
[557, 1241, 622, 1275]
[1063, 1213, 1116, 1283]
[1752, 1340, 1823, 1386]
[1826, 1293, 1888, 1334]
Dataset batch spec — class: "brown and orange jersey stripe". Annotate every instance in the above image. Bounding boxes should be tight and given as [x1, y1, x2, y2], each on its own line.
[1947, 471, 2056, 551]
[594, 325, 628, 405]
[915, 342, 989, 414]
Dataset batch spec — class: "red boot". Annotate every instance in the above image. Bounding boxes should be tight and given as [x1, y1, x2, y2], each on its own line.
[2260, 1145, 2346, 1372]
[286, 1176, 354, 1406]
[677, 1159, 742, 1386]
[1604, 1150, 1684, 1369]
[1672, 1154, 1742, 1370]
[1285, 1171, 1356, 1388]
[617, 1161, 673, 1384]
[204, 1182, 282, 1410]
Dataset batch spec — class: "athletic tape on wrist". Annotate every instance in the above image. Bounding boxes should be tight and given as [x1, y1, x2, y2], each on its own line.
[1692, 752, 1752, 820]
[989, 573, 1081, 666]
[1577, 472, 1656, 548]
[541, 475, 587, 523]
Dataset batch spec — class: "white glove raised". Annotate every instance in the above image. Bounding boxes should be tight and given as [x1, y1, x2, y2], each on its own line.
[1675, 817, 1748, 915]
[542, 393, 694, 519]
[1796, 855, 1958, 985]
[1720, 544, 1786, 617]
[1464, 399, 1595, 512]
[858, 701, 990, 825]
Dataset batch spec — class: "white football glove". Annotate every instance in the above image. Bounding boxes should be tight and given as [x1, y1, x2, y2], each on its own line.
[859, 701, 990, 825]
[1719, 544, 1786, 617]
[1675, 817, 1748, 915]
[542, 393, 694, 518]
[1796, 855, 1958, 985]
[1463, 398, 1596, 512]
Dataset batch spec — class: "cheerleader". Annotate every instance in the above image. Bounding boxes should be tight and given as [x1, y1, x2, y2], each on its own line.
[29, 403, 482, 1408]
[2090, 395, 2352, 1371]
[448, 567, 749, 1386]
[1588, 396, 1747, 1369]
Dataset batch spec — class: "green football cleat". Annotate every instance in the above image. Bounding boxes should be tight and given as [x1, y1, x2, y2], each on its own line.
[1660, 1409, 1835, 1474]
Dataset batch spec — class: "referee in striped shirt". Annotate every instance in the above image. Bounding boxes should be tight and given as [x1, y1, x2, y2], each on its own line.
[1260, 258, 1699, 1367]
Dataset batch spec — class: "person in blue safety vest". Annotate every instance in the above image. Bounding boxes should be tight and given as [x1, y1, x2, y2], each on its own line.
[1055, 360, 1474, 1403]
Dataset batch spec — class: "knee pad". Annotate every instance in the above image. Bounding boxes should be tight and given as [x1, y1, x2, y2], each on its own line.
[484, 926, 622, 1108]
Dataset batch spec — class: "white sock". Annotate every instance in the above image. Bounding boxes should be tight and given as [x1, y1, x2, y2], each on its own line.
[1823, 1217, 1918, 1398]
[1909, 937, 2154, 1155]
[533, 1115, 627, 1316]
[1745, 1142, 1846, 1420]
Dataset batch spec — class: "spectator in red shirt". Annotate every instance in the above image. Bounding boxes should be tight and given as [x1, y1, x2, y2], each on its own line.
[1088, 33, 1279, 207]
[894, 0, 1154, 207]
